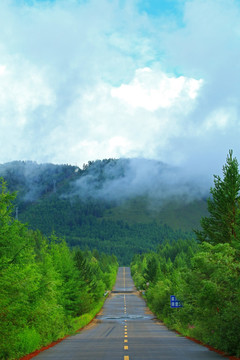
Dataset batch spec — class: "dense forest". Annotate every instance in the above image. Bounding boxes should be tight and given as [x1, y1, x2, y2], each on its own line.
[131, 151, 240, 357]
[0, 178, 118, 360]
[1, 152, 239, 358]
[19, 195, 193, 265]
[0, 158, 207, 264]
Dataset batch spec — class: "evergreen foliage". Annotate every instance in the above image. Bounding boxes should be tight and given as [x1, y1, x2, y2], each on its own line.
[195, 150, 240, 246]
[131, 151, 240, 357]
[131, 239, 240, 357]
[0, 179, 118, 360]
[19, 194, 192, 265]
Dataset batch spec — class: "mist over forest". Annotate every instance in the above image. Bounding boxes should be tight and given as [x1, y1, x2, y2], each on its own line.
[0, 158, 209, 265]
[0, 157, 210, 205]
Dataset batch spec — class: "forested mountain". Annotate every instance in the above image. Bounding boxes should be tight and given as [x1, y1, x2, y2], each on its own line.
[0, 159, 208, 264]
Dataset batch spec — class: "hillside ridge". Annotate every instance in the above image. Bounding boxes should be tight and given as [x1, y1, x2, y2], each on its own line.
[0, 159, 208, 264]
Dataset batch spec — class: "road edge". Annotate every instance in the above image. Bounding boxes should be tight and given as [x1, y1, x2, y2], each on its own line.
[19, 293, 111, 360]
[138, 291, 240, 360]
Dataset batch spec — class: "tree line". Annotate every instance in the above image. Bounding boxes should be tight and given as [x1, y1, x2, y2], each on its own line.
[0, 178, 118, 360]
[131, 150, 240, 357]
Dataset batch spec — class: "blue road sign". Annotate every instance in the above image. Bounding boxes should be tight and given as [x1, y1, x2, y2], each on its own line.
[170, 295, 183, 308]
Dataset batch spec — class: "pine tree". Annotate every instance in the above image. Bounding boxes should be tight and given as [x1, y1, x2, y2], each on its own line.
[195, 150, 240, 246]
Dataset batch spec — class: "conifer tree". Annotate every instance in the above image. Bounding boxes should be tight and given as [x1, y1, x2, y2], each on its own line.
[195, 150, 240, 246]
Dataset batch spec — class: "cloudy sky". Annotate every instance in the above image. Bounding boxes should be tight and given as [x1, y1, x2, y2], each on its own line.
[0, 0, 240, 176]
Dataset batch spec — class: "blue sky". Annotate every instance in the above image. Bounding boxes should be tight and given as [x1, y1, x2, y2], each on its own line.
[0, 0, 240, 179]
[138, 0, 183, 17]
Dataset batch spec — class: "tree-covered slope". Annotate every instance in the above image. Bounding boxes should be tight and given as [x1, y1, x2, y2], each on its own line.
[0, 159, 208, 264]
[104, 196, 208, 231]
[19, 194, 195, 265]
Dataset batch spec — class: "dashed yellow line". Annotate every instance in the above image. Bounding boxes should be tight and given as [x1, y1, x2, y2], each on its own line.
[123, 285, 129, 360]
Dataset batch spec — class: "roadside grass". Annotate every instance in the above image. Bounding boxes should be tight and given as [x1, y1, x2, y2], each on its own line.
[71, 298, 105, 333]
[19, 297, 108, 360]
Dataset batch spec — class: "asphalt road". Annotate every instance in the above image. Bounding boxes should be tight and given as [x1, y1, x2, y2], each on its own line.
[35, 267, 224, 360]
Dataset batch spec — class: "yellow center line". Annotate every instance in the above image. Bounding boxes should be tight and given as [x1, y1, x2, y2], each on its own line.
[124, 346, 129, 350]
[124, 339, 128, 343]
[123, 267, 126, 289]
[124, 356, 129, 360]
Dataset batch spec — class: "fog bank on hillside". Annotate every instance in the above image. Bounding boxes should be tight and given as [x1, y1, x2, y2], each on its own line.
[70, 158, 211, 204]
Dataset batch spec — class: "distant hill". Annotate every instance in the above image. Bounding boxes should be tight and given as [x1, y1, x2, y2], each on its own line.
[104, 196, 208, 231]
[0, 159, 209, 264]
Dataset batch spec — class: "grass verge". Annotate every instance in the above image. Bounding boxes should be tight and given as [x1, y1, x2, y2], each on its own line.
[19, 298, 106, 360]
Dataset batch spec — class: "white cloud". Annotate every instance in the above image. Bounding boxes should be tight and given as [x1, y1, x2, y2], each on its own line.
[0, 0, 239, 179]
[47, 67, 202, 165]
[0, 60, 54, 124]
[0, 65, 6, 75]
[111, 67, 203, 111]
[203, 107, 237, 132]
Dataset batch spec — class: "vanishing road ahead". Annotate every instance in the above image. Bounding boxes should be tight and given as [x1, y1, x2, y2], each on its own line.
[35, 267, 224, 360]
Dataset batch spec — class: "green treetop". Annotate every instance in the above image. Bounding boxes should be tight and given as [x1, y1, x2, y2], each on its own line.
[195, 150, 240, 246]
